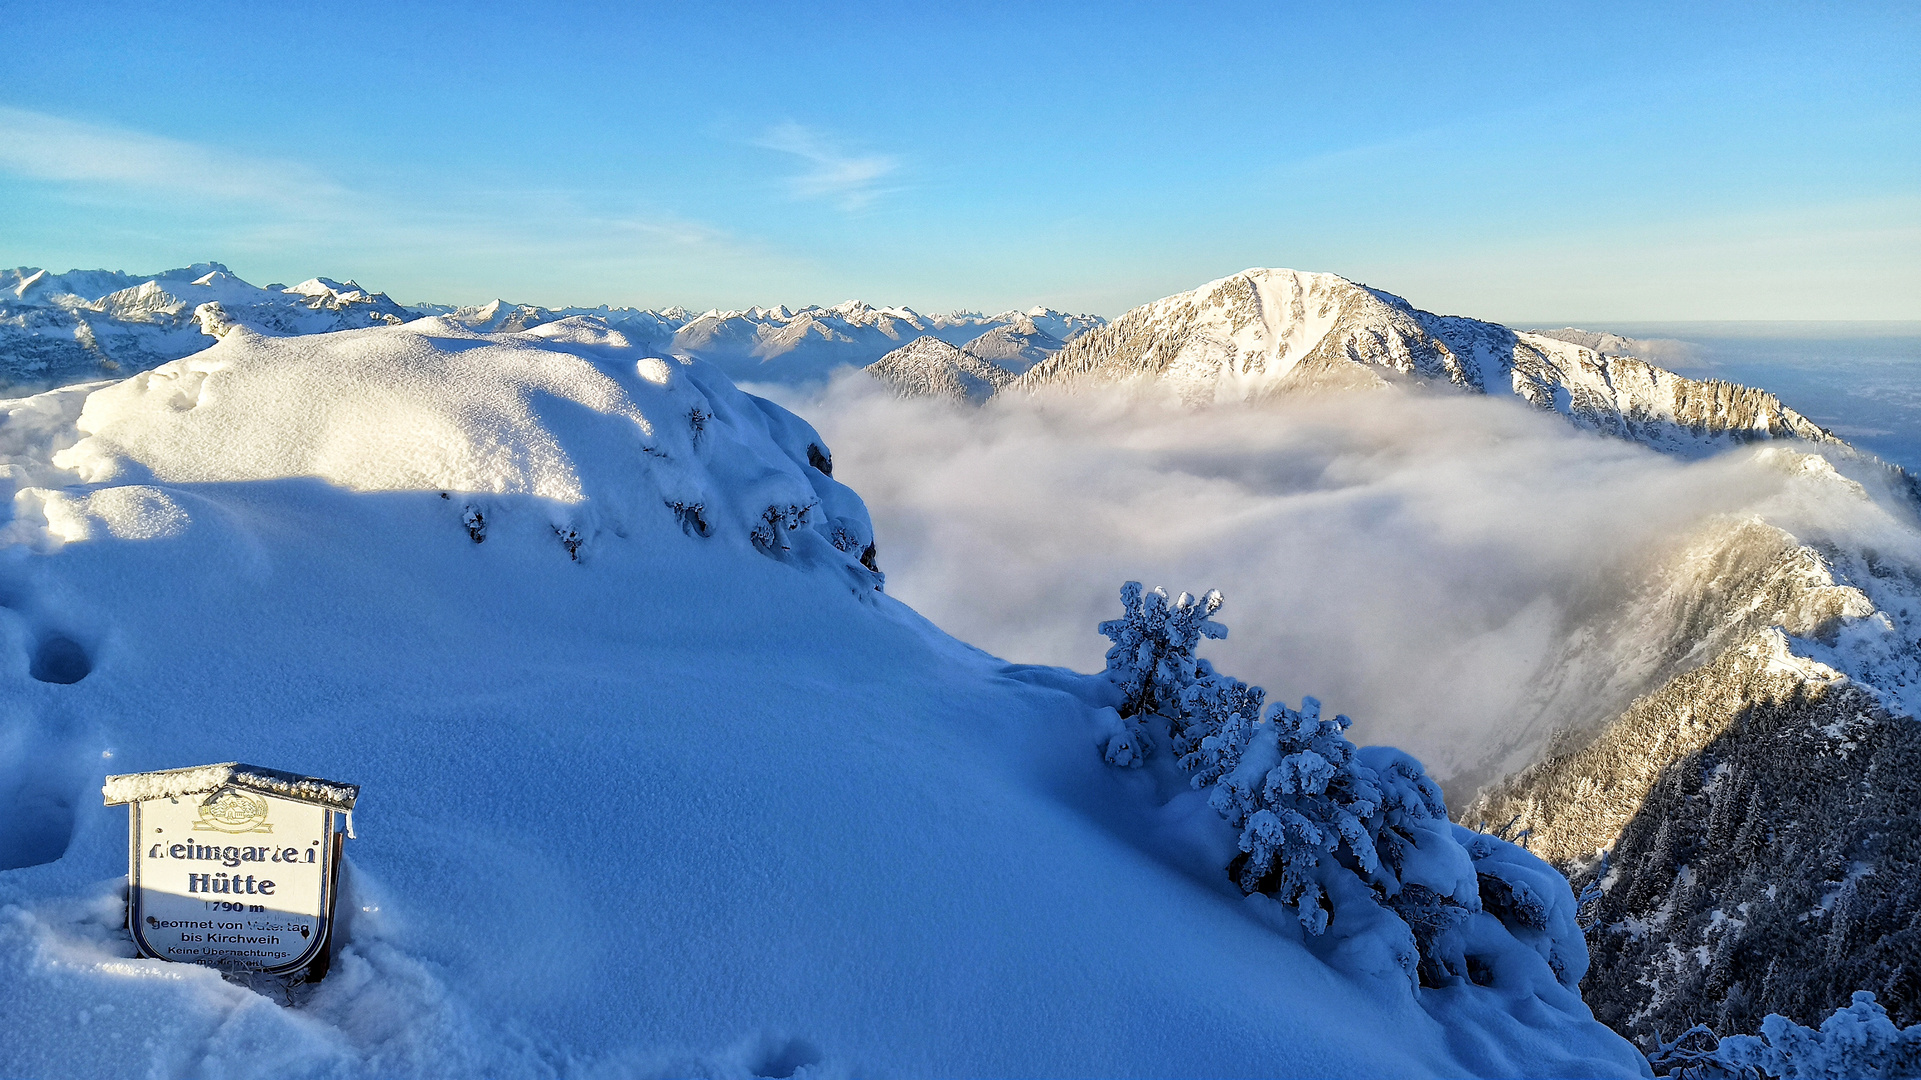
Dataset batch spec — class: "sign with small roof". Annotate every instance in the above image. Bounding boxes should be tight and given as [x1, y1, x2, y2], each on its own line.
[103, 762, 358, 977]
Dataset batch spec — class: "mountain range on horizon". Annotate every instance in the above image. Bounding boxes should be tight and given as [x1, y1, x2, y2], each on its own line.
[0, 261, 1105, 396]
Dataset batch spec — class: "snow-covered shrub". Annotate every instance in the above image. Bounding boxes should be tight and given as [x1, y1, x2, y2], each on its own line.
[1174, 661, 1264, 769]
[1098, 580, 1225, 719]
[1455, 822, 1589, 989]
[1729, 991, 1921, 1078]
[462, 505, 486, 543]
[751, 501, 816, 554]
[667, 500, 711, 538]
[1206, 698, 1477, 950]
[1648, 992, 1921, 1079]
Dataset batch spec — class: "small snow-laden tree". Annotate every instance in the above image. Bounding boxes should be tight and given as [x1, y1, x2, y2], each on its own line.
[1099, 581, 1225, 723]
[1203, 696, 1481, 983]
[1088, 580, 1584, 990]
[1174, 660, 1264, 769]
[1714, 992, 1921, 1080]
[1648, 992, 1921, 1079]
[1454, 823, 1591, 991]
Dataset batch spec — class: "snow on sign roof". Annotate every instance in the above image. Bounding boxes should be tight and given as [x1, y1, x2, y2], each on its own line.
[102, 762, 359, 812]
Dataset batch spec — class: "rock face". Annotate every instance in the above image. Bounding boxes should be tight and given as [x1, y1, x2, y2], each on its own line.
[1013, 268, 1834, 456]
[1465, 472, 1921, 1045]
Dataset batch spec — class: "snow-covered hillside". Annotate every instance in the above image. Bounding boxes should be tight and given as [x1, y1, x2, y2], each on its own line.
[0, 263, 1103, 396]
[0, 320, 1645, 1077]
[1012, 269, 1834, 457]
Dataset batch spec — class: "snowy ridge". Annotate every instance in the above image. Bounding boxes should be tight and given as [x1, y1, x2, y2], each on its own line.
[419, 299, 1097, 386]
[1462, 445, 1921, 1044]
[1012, 268, 1835, 457]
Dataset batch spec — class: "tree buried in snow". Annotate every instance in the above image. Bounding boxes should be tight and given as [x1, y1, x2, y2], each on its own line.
[1099, 581, 1590, 991]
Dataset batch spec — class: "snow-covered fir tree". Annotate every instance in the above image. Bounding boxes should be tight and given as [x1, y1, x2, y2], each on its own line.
[1097, 583, 1590, 991]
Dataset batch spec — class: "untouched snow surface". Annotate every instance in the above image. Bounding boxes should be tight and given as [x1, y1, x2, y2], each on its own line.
[0, 319, 1647, 1077]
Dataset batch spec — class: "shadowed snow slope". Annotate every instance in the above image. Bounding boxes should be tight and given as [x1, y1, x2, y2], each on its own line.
[0, 321, 1644, 1077]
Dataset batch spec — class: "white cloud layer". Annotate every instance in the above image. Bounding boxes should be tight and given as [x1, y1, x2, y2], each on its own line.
[754, 122, 900, 210]
[772, 375, 1804, 788]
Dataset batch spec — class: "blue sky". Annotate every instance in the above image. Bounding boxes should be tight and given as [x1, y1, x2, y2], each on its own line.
[1, 1, 1915, 319]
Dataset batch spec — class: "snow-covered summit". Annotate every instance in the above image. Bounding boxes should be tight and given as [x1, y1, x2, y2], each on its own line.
[34, 317, 880, 586]
[864, 334, 1017, 404]
[1014, 268, 1833, 457]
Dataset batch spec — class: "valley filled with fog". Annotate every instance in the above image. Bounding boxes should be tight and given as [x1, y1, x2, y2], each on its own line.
[768, 368, 1915, 790]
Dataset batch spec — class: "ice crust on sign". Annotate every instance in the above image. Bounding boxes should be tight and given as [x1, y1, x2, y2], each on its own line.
[0, 317, 1642, 1078]
[102, 762, 360, 811]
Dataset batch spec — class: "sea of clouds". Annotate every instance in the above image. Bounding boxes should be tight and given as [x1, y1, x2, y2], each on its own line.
[763, 374, 1815, 788]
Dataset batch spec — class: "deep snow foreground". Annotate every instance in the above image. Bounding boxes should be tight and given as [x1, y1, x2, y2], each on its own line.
[0, 320, 1644, 1077]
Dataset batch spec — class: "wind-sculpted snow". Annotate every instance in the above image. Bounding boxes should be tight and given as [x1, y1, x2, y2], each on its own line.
[22, 317, 884, 590]
[0, 322, 1644, 1078]
[1011, 268, 1836, 459]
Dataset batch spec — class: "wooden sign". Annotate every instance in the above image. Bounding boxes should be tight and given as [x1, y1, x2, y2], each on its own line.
[103, 763, 358, 977]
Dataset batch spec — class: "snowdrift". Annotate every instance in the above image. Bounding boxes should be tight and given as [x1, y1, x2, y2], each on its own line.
[0, 318, 1646, 1078]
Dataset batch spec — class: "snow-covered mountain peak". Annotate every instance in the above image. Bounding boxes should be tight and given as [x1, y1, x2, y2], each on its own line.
[1012, 267, 1837, 459]
[6, 268, 49, 300]
[287, 276, 368, 300]
[865, 334, 1016, 404]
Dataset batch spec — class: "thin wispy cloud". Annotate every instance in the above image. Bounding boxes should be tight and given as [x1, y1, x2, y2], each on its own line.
[0, 105, 345, 209]
[754, 122, 901, 210]
[0, 104, 800, 304]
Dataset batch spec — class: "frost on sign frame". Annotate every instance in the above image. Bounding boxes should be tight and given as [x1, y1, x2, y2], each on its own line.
[103, 763, 359, 977]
